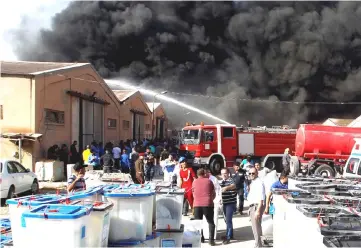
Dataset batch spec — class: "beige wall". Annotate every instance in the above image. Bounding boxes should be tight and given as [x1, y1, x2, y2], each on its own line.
[154, 105, 168, 138]
[120, 92, 152, 140]
[32, 66, 127, 166]
[0, 76, 35, 169]
[0, 76, 34, 133]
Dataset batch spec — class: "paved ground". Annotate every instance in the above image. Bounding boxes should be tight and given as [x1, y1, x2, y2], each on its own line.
[184, 202, 256, 248]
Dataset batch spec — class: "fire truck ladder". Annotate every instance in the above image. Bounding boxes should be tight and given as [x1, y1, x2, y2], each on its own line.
[237, 126, 298, 134]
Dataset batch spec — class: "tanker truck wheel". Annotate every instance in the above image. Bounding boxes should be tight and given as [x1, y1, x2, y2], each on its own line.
[314, 164, 335, 178]
[289, 156, 300, 176]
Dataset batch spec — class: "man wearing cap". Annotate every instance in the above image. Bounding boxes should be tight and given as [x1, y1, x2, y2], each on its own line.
[67, 163, 87, 192]
[282, 148, 291, 175]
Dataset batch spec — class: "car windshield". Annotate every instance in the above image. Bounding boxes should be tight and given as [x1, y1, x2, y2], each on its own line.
[181, 129, 201, 145]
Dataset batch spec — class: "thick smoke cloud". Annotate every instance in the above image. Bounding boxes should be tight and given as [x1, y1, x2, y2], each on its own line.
[10, 1, 361, 127]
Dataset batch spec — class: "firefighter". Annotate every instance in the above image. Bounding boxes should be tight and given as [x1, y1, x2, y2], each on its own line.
[282, 148, 291, 175]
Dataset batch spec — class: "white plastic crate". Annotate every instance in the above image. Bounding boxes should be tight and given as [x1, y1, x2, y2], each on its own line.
[156, 224, 184, 248]
[6, 195, 64, 247]
[156, 188, 185, 230]
[20, 204, 92, 248]
[81, 201, 113, 247]
[103, 188, 153, 242]
[127, 184, 155, 235]
[35, 160, 64, 182]
[67, 186, 104, 203]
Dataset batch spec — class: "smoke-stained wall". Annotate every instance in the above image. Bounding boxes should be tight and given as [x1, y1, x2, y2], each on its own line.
[10, 1, 361, 127]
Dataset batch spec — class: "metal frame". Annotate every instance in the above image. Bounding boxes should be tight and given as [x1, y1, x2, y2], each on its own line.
[0, 133, 42, 164]
[238, 126, 298, 134]
[66, 90, 110, 105]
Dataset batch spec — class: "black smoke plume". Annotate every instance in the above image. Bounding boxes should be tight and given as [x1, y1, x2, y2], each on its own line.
[10, 1, 361, 127]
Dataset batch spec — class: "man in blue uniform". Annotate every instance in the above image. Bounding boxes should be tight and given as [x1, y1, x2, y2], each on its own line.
[264, 171, 288, 215]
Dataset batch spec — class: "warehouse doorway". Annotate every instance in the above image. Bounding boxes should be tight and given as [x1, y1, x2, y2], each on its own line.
[82, 100, 103, 147]
[156, 118, 165, 139]
[74, 99, 103, 151]
[132, 112, 145, 140]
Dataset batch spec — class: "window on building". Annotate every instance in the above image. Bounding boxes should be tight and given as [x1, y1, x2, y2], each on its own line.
[123, 120, 130, 130]
[108, 119, 117, 128]
[145, 124, 150, 130]
[0, 105, 3, 120]
[44, 109, 65, 125]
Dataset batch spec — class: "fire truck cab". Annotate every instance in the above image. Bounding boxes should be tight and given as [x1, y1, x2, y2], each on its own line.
[179, 122, 296, 175]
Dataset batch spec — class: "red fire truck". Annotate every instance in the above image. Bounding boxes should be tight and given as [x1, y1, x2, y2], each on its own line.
[178, 122, 297, 174]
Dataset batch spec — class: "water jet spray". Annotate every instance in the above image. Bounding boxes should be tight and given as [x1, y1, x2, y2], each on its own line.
[105, 79, 231, 125]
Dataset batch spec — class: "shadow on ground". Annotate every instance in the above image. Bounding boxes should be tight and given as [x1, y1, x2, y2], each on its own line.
[217, 223, 254, 242]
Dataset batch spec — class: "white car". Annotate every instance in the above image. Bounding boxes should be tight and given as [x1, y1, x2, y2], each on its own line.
[0, 159, 39, 199]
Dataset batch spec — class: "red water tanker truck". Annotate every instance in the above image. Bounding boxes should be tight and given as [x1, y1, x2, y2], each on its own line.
[264, 124, 361, 177]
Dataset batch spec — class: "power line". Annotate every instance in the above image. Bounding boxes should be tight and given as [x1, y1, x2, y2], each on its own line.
[167, 91, 361, 105]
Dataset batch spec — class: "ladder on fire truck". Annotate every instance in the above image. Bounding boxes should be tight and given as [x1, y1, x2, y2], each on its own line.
[236, 125, 298, 134]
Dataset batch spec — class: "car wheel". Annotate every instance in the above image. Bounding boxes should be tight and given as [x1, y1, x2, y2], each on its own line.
[7, 186, 15, 199]
[31, 180, 39, 194]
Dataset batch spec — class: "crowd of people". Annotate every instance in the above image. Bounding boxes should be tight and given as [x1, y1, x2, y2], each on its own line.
[47, 138, 179, 181]
[55, 140, 291, 247]
[188, 153, 290, 247]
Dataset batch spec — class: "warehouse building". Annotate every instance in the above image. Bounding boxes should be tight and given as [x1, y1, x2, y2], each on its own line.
[322, 118, 354, 127]
[0, 61, 126, 170]
[113, 90, 153, 140]
[146, 102, 168, 139]
[348, 115, 361, 127]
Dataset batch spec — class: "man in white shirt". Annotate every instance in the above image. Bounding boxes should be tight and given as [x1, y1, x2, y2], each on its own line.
[205, 168, 222, 241]
[247, 167, 266, 248]
[112, 146, 121, 171]
[255, 163, 270, 180]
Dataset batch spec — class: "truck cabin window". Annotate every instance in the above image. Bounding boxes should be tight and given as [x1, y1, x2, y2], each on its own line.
[203, 131, 214, 142]
[181, 129, 200, 144]
[223, 127, 233, 138]
[346, 158, 359, 174]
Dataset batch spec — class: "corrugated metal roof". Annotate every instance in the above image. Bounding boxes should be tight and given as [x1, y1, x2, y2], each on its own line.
[0, 61, 89, 76]
[348, 116, 361, 127]
[146, 102, 161, 112]
[113, 90, 138, 102]
[324, 118, 354, 126]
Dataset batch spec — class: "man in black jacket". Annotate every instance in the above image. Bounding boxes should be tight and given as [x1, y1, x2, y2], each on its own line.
[101, 149, 115, 173]
[70, 141, 79, 164]
[232, 162, 247, 214]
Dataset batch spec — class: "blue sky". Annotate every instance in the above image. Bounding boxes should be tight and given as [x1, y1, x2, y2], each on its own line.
[0, 0, 69, 60]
